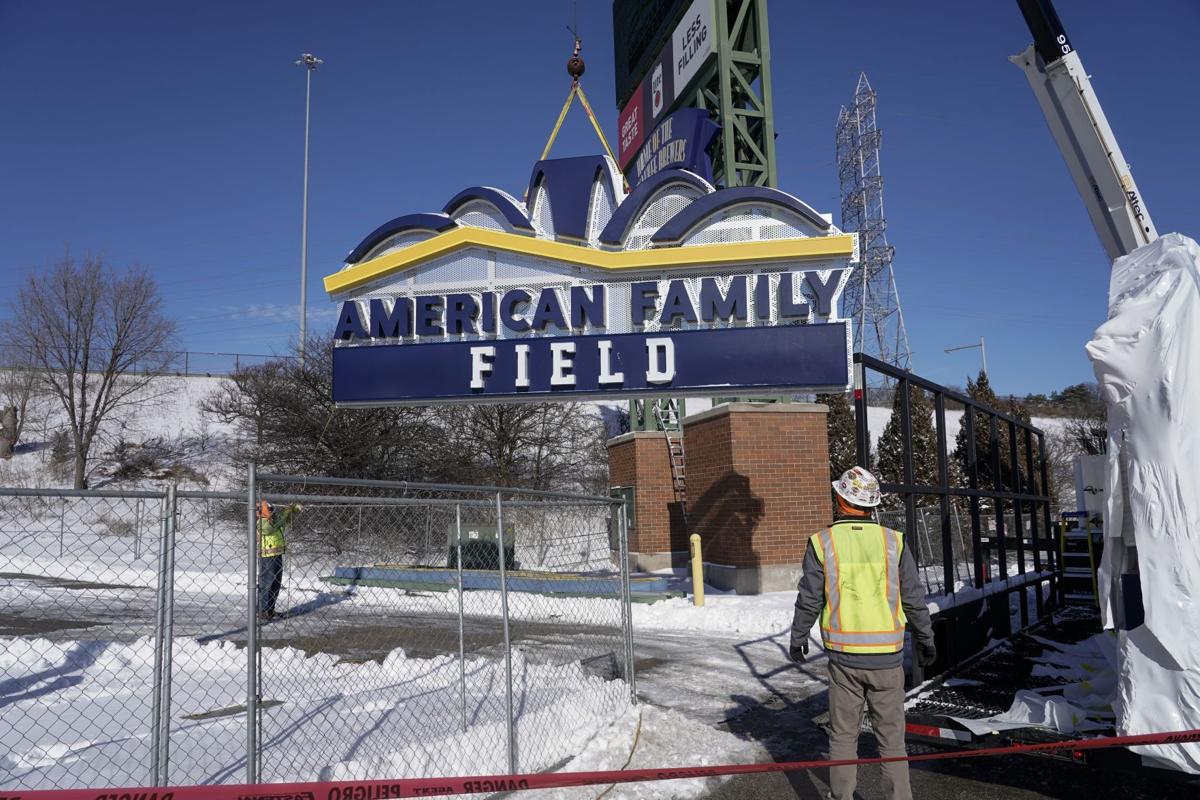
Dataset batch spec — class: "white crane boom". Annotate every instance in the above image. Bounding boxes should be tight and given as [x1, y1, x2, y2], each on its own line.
[1011, 0, 1157, 262]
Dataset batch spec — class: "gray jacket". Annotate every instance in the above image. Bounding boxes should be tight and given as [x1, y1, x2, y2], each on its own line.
[789, 518, 934, 670]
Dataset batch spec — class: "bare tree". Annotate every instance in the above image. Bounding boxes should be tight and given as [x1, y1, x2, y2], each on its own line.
[0, 348, 45, 458]
[4, 255, 177, 487]
[444, 402, 609, 494]
[203, 336, 454, 481]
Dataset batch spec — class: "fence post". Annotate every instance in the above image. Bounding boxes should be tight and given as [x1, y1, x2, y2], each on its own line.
[246, 464, 259, 784]
[159, 484, 177, 783]
[455, 503, 467, 734]
[495, 492, 516, 774]
[150, 492, 169, 785]
[965, 406, 984, 588]
[58, 498, 65, 559]
[619, 501, 637, 705]
[134, 497, 142, 560]
[934, 392, 954, 598]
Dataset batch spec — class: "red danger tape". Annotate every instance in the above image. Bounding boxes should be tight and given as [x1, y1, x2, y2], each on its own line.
[10, 728, 1200, 799]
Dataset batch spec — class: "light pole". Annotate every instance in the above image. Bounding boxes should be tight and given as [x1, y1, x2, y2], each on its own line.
[295, 53, 322, 366]
[944, 337, 988, 379]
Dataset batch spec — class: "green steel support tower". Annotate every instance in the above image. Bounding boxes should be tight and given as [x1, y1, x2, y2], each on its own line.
[694, 0, 778, 189]
[623, 0, 779, 431]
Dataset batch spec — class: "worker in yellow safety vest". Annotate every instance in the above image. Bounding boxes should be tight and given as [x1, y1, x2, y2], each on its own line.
[789, 466, 936, 800]
[256, 501, 300, 620]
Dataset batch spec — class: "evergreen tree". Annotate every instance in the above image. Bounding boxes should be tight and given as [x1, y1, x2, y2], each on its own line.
[875, 384, 939, 509]
[953, 370, 1003, 490]
[818, 391, 858, 481]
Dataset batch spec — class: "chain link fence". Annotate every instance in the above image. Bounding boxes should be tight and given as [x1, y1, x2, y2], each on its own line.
[0, 471, 634, 793]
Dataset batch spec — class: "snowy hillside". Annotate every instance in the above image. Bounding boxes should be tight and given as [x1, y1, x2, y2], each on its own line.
[0, 376, 239, 491]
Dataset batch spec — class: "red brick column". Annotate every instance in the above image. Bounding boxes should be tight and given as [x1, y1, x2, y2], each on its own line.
[683, 403, 832, 593]
[606, 432, 687, 570]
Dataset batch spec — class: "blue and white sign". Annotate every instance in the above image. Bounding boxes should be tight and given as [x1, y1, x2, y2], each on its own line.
[324, 152, 858, 406]
[333, 324, 849, 404]
[628, 108, 719, 188]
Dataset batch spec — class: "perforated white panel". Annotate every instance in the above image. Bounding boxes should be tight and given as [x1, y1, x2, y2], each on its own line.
[530, 184, 554, 238]
[453, 201, 508, 232]
[680, 205, 823, 247]
[586, 179, 616, 246]
[409, 250, 490, 286]
[624, 188, 702, 250]
[362, 231, 435, 262]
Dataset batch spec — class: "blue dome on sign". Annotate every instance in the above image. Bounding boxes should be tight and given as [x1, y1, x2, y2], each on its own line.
[343, 155, 834, 267]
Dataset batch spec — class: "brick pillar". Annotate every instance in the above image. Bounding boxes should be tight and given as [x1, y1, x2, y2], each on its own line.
[683, 402, 832, 593]
[606, 432, 688, 570]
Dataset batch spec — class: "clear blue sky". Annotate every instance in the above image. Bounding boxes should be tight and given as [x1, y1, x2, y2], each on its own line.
[2, 1, 1197, 395]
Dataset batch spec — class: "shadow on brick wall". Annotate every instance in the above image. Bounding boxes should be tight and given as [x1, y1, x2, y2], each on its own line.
[688, 471, 765, 560]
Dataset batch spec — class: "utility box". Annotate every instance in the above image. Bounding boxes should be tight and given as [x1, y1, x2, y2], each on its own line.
[447, 523, 517, 571]
[1073, 454, 1106, 518]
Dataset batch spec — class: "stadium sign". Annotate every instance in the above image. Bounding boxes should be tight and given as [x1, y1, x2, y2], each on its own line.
[324, 154, 856, 406]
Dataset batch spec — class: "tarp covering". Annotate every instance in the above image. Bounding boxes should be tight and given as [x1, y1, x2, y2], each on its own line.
[1086, 232, 1200, 773]
[949, 630, 1117, 736]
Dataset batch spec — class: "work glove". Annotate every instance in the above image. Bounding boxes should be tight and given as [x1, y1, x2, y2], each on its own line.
[789, 640, 809, 663]
[917, 641, 938, 668]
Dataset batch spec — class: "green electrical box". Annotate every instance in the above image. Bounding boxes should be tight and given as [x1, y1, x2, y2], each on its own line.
[447, 523, 517, 571]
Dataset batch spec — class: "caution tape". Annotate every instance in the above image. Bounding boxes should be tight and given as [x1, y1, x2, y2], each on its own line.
[10, 728, 1200, 799]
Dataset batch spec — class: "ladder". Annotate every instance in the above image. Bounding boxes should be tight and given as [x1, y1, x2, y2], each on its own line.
[653, 400, 689, 527]
[1058, 513, 1102, 606]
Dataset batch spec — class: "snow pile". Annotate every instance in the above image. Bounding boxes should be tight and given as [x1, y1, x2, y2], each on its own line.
[0, 637, 628, 790]
[1086, 233, 1200, 773]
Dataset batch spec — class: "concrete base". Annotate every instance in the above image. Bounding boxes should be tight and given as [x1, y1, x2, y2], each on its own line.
[703, 561, 803, 595]
[631, 549, 688, 572]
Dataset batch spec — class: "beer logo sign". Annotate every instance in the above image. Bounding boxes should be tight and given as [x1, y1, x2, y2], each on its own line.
[651, 64, 664, 117]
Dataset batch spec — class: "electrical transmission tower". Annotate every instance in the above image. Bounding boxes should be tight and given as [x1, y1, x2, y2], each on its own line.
[836, 72, 911, 371]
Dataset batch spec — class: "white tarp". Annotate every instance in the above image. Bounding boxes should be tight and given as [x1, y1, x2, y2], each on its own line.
[949, 631, 1117, 737]
[1086, 232, 1200, 773]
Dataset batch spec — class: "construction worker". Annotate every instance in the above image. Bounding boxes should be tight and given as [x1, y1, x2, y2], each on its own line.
[256, 501, 300, 619]
[789, 466, 936, 800]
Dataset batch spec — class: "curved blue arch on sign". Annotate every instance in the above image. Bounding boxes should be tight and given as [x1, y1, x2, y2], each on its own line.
[442, 187, 534, 233]
[346, 213, 457, 265]
[598, 169, 714, 248]
[526, 155, 614, 242]
[649, 187, 832, 246]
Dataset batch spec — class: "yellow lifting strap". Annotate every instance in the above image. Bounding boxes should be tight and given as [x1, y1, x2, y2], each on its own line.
[531, 82, 626, 199]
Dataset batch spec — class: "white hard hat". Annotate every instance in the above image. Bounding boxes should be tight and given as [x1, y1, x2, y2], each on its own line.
[833, 466, 882, 508]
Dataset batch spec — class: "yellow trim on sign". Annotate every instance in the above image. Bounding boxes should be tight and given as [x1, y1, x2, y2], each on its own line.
[323, 228, 856, 296]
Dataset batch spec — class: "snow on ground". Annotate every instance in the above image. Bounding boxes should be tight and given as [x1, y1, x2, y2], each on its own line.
[0, 375, 239, 492]
[0, 636, 628, 791]
[506, 705, 768, 800]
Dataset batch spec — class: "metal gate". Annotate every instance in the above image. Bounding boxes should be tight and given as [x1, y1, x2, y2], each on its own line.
[852, 353, 1059, 677]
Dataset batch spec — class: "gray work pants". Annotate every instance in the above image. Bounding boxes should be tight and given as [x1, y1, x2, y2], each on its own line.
[827, 661, 911, 800]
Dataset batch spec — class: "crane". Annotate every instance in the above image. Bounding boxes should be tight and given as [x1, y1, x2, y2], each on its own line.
[1011, 0, 1158, 262]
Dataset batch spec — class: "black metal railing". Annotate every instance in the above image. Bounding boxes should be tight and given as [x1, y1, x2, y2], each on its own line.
[852, 353, 1059, 672]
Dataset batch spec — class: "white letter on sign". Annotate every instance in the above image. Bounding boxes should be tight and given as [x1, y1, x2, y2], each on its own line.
[514, 344, 531, 389]
[470, 346, 495, 389]
[645, 337, 676, 385]
[598, 340, 624, 385]
[550, 341, 576, 387]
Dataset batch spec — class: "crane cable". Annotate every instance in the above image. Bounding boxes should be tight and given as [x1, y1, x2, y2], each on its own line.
[528, 33, 626, 200]
[537, 81, 621, 170]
